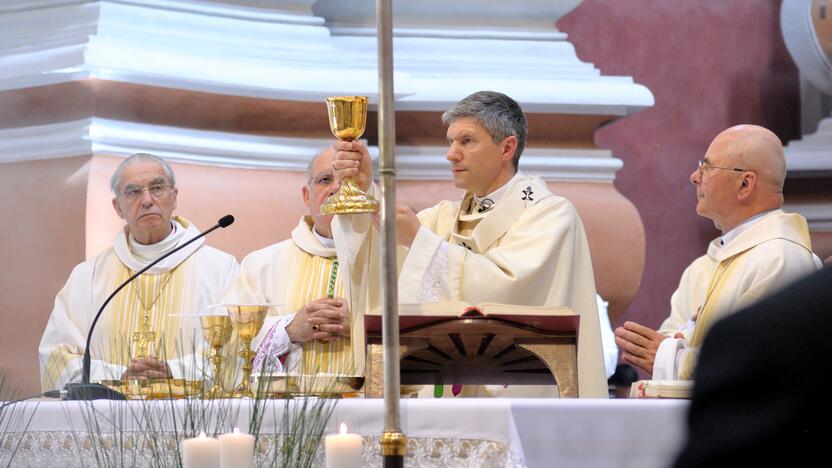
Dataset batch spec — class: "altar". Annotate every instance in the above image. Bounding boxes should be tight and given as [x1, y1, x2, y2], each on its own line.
[1, 398, 688, 467]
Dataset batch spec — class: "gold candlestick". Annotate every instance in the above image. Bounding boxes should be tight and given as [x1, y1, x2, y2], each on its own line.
[320, 96, 380, 215]
[228, 305, 267, 398]
[200, 315, 233, 399]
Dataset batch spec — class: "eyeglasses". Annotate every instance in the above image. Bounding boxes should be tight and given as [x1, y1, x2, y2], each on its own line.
[120, 182, 172, 201]
[311, 173, 335, 186]
[697, 160, 747, 179]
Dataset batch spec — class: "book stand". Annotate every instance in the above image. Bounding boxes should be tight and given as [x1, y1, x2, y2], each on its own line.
[364, 317, 579, 398]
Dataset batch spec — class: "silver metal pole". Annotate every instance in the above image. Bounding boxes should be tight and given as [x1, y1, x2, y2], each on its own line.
[376, 0, 406, 465]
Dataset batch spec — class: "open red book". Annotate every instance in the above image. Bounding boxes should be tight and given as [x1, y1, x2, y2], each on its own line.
[365, 301, 578, 333]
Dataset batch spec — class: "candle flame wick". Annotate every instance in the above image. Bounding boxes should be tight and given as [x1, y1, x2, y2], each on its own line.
[198, 431, 206, 438]
[340, 422, 347, 435]
[233, 427, 240, 435]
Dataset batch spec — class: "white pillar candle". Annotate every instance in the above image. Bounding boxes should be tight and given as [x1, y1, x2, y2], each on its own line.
[325, 423, 363, 468]
[181, 431, 220, 468]
[219, 427, 255, 468]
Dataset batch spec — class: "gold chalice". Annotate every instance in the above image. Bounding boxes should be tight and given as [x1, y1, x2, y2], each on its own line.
[200, 314, 233, 399]
[320, 95, 380, 215]
[227, 305, 267, 398]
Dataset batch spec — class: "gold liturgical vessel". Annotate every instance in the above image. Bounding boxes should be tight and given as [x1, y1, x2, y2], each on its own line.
[200, 314, 233, 398]
[320, 96, 380, 215]
[228, 305, 267, 398]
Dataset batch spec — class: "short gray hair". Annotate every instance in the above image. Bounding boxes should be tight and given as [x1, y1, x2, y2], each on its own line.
[110, 153, 176, 195]
[441, 91, 527, 169]
[305, 154, 319, 186]
[305, 147, 334, 186]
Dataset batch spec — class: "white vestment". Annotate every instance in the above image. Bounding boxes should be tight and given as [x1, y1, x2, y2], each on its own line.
[334, 173, 608, 398]
[233, 217, 365, 377]
[39, 217, 239, 391]
[653, 209, 818, 380]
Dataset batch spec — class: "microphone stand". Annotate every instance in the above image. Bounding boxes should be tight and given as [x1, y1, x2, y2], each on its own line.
[63, 215, 234, 400]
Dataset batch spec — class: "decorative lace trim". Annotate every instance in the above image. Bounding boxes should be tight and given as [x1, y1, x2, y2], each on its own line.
[252, 315, 293, 373]
[416, 241, 451, 303]
[1, 432, 524, 468]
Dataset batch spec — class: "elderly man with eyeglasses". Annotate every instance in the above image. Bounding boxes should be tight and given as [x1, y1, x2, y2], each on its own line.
[615, 124, 820, 381]
[39, 153, 239, 391]
[224, 147, 360, 382]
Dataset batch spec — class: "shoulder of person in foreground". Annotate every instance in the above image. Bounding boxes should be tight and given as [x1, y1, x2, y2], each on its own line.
[674, 267, 831, 467]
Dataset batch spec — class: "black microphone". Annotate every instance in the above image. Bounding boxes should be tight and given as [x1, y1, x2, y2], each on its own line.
[63, 215, 235, 400]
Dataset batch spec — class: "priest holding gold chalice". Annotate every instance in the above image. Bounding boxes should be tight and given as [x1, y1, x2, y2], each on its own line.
[330, 91, 609, 398]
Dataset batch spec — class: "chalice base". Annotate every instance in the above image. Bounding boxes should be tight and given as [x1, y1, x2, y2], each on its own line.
[320, 190, 380, 215]
[205, 383, 228, 399]
[232, 385, 254, 399]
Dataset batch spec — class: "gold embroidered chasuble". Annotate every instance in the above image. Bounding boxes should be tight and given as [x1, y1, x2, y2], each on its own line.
[235, 217, 362, 376]
[333, 174, 607, 397]
[285, 249, 352, 375]
[38, 217, 239, 391]
[652, 210, 818, 380]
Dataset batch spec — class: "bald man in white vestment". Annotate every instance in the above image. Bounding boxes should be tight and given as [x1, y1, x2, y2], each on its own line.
[615, 125, 819, 381]
[232, 148, 363, 379]
[39, 153, 239, 391]
[332, 91, 608, 398]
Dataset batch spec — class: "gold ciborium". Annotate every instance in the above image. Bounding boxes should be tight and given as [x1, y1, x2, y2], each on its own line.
[227, 305, 267, 398]
[320, 96, 380, 215]
[200, 314, 233, 399]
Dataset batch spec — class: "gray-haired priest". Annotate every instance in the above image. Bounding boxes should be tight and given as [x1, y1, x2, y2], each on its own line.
[39, 153, 239, 391]
[226, 147, 365, 381]
[331, 90, 608, 398]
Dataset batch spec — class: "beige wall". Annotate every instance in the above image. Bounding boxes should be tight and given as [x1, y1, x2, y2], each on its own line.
[553, 181, 645, 321]
[0, 157, 90, 396]
[86, 155, 310, 260]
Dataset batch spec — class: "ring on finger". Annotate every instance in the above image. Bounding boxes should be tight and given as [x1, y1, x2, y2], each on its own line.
[312, 324, 320, 332]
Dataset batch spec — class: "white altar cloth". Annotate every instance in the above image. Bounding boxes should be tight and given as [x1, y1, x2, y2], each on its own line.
[1, 398, 688, 467]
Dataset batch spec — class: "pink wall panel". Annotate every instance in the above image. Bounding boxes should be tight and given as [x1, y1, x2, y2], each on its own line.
[558, 0, 801, 329]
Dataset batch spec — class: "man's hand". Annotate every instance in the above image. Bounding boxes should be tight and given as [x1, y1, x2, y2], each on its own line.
[614, 321, 667, 375]
[307, 297, 350, 341]
[332, 140, 373, 192]
[286, 297, 349, 343]
[121, 356, 172, 381]
[395, 205, 421, 247]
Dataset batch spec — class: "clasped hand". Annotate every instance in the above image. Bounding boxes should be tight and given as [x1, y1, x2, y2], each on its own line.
[121, 356, 172, 381]
[287, 297, 350, 344]
[614, 321, 667, 376]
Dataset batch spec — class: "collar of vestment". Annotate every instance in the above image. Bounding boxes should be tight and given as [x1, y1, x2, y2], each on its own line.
[707, 209, 813, 262]
[451, 173, 549, 253]
[113, 215, 203, 274]
[470, 171, 522, 214]
[718, 209, 772, 247]
[128, 218, 181, 262]
[293, 216, 336, 258]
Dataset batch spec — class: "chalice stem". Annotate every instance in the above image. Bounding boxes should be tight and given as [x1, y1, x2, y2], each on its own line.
[342, 176, 368, 196]
[208, 346, 224, 397]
